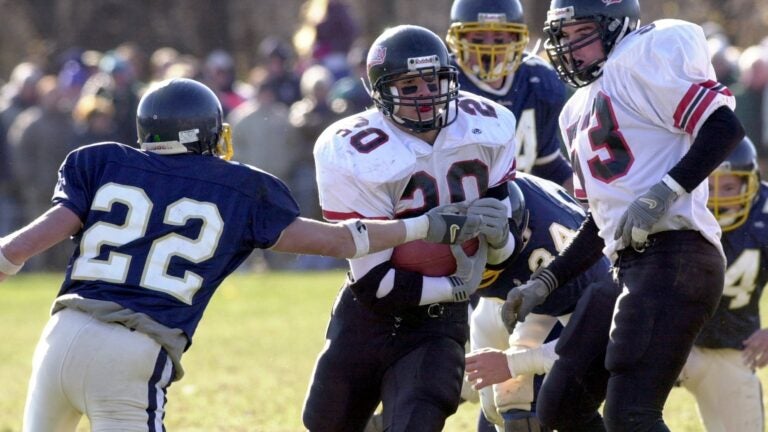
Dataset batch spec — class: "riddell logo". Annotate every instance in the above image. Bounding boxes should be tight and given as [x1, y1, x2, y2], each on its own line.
[407, 55, 439, 71]
[602, 0, 624, 5]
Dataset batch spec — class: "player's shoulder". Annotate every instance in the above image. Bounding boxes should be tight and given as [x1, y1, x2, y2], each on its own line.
[516, 54, 566, 100]
[609, 19, 707, 72]
[65, 141, 141, 165]
[516, 172, 585, 218]
[313, 109, 418, 183]
[455, 90, 517, 135]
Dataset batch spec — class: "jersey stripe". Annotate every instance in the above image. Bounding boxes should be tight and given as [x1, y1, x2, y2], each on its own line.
[674, 80, 733, 134]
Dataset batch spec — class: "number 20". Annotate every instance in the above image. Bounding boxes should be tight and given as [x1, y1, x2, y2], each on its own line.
[71, 183, 224, 304]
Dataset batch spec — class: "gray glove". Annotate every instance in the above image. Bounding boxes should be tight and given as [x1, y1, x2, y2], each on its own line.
[614, 180, 678, 251]
[467, 198, 509, 248]
[425, 203, 482, 244]
[500, 268, 558, 333]
[449, 236, 488, 302]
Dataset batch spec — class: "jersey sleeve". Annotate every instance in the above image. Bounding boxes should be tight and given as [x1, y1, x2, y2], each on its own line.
[52, 146, 99, 220]
[249, 172, 300, 248]
[313, 120, 407, 221]
[607, 21, 735, 138]
[486, 104, 518, 188]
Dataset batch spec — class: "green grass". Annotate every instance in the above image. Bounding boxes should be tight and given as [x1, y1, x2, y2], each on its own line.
[1, 272, 766, 431]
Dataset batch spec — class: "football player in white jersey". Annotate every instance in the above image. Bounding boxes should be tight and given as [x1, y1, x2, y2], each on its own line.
[677, 136, 767, 432]
[302, 25, 519, 432]
[499, 0, 746, 430]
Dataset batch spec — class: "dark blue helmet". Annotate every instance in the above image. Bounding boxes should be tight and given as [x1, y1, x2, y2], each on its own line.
[137, 78, 233, 159]
[366, 25, 460, 133]
[446, 0, 530, 83]
[543, 0, 640, 87]
[708, 136, 760, 232]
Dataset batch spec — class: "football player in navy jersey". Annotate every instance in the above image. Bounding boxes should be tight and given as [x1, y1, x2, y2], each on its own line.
[446, 0, 573, 190]
[464, 174, 616, 432]
[0, 78, 495, 431]
[677, 136, 767, 432]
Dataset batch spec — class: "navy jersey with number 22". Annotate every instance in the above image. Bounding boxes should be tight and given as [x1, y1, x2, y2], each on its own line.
[52, 142, 299, 342]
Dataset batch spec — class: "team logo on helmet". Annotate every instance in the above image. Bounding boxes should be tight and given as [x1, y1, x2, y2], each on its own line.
[368, 46, 387, 69]
[602, 0, 625, 5]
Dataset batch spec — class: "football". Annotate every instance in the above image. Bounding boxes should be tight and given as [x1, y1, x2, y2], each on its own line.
[390, 238, 480, 277]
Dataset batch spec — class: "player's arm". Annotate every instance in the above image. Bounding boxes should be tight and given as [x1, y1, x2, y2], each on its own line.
[465, 339, 559, 390]
[501, 212, 605, 329]
[271, 205, 484, 259]
[0, 204, 83, 281]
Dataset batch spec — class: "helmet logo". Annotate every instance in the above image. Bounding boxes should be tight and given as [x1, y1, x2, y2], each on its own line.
[178, 128, 200, 144]
[602, 0, 624, 5]
[547, 6, 575, 21]
[477, 13, 507, 23]
[368, 46, 387, 70]
[407, 55, 440, 71]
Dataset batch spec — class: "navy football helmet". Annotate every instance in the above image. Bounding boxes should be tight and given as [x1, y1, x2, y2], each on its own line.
[543, 0, 640, 87]
[708, 136, 760, 232]
[366, 25, 459, 133]
[137, 78, 233, 159]
[446, 0, 529, 83]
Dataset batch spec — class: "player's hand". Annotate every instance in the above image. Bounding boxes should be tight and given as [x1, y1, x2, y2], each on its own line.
[0, 272, 7, 283]
[424, 203, 482, 244]
[465, 348, 512, 390]
[449, 236, 488, 301]
[500, 269, 557, 333]
[467, 198, 509, 249]
[743, 328, 768, 369]
[614, 181, 678, 251]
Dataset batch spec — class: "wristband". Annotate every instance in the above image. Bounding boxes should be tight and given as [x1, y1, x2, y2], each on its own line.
[0, 247, 23, 275]
[341, 219, 370, 259]
[662, 174, 685, 197]
[402, 215, 429, 242]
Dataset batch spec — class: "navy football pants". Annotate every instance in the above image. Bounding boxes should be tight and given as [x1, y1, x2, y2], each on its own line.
[303, 287, 468, 432]
[538, 231, 724, 431]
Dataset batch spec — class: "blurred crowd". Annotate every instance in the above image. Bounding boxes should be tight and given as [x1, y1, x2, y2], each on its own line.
[0, 2, 766, 273]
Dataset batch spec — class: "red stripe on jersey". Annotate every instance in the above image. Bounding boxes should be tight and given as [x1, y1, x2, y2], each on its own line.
[574, 188, 588, 200]
[685, 90, 717, 134]
[674, 84, 700, 129]
[700, 79, 733, 96]
[322, 210, 365, 221]
[497, 160, 517, 185]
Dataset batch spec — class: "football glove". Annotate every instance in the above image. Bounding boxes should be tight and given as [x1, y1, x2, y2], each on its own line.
[424, 203, 482, 244]
[449, 236, 488, 302]
[500, 268, 558, 333]
[467, 198, 509, 249]
[614, 180, 678, 251]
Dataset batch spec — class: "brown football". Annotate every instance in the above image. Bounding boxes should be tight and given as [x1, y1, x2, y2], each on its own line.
[390, 238, 480, 277]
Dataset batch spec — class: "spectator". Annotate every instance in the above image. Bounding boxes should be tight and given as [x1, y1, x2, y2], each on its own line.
[258, 37, 301, 107]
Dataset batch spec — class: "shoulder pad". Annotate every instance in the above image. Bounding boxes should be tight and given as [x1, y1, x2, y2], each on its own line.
[314, 112, 417, 184]
[449, 92, 517, 148]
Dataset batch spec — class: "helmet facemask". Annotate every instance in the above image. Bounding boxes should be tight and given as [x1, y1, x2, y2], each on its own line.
[708, 169, 759, 232]
[544, 12, 636, 88]
[371, 64, 459, 133]
[446, 19, 529, 83]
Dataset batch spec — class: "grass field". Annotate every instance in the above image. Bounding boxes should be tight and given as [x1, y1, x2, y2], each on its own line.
[1, 272, 766, 431]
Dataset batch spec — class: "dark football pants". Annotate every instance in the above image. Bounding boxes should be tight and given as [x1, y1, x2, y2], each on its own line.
[539, 231, 724, 432]
[302, 287, 467, 432]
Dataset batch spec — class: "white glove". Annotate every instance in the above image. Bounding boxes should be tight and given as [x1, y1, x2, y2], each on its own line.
[449, 236, 488, 301]
[467, 198, 509, 248]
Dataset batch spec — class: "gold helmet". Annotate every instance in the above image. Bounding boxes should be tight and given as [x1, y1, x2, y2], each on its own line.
[446, 0, 529, 83]
[708, 136, 760, 232]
